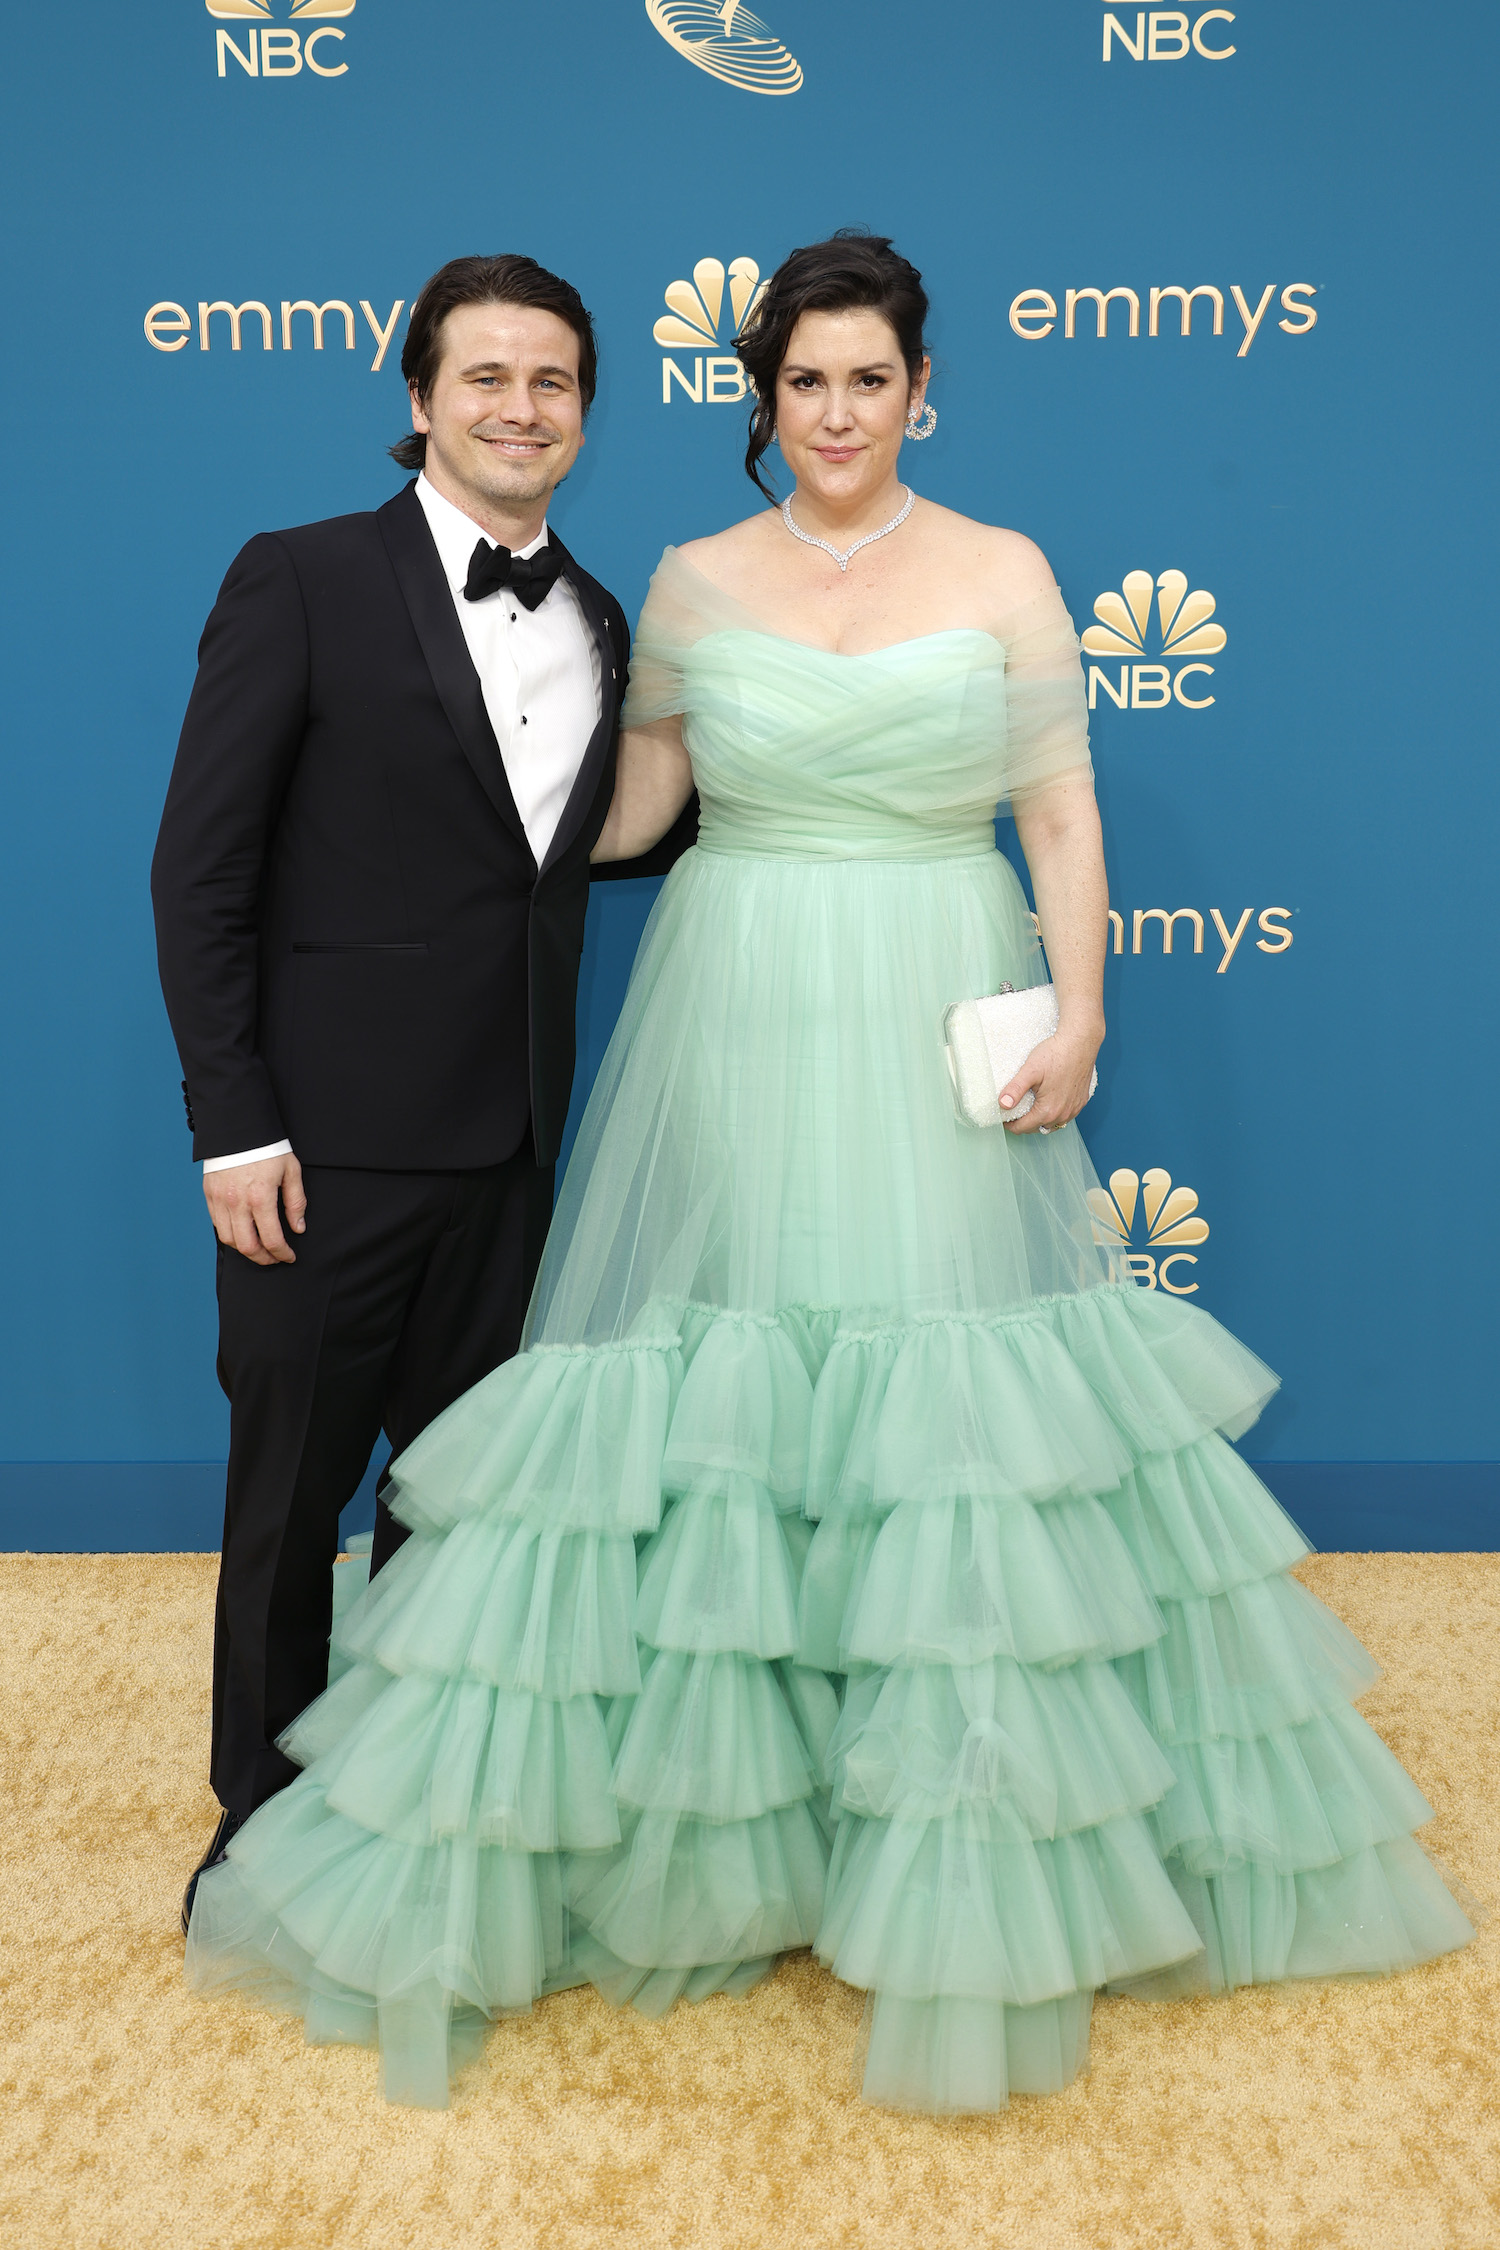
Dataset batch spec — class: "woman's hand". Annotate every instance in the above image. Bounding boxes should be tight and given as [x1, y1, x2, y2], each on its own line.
[999, 1021, 1103, 1135]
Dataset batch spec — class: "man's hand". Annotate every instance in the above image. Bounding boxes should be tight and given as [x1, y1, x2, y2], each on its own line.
[204, 1152, 307, 1266]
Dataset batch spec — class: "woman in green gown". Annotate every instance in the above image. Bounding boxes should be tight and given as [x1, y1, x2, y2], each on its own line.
[186, 233, 1472, 2112]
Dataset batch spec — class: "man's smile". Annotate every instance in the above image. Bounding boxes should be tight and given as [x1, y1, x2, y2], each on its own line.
[473, 428, 554, 457]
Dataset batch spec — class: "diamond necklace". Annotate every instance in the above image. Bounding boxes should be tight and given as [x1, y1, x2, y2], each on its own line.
[781, 484, 914, 573]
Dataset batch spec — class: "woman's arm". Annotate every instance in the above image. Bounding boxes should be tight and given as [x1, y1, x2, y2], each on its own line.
[1002, 772, 1108, 1133]
[591, 717, 695, 863]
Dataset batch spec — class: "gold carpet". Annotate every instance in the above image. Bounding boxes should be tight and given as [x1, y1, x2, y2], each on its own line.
[1, 1553, 1495, 2250]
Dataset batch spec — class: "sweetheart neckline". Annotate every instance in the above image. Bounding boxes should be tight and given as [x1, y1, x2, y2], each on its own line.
[664, 546, 1006, 660]
[715, 625, 1005, 661]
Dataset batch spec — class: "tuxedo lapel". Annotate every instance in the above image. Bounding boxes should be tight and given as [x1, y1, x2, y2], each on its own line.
[538, 536, 620, 879]
[376, 484, 532, 857]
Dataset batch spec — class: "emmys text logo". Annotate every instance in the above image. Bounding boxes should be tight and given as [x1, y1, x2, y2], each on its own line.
[143, 295, 406, 371]
[1101, 9, 1237, 62]
[655, 258, 766, 404]
[1082, 570, 1225, 712]
[207, 0, 353, 79]
[1009, 283, 1316, 357]
[1087, 1168, 1209, 1293]
[1107, 905, 1292, 969]
[646, 0, 802, 93]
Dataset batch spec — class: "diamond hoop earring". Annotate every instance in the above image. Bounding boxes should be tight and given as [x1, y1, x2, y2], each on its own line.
[904, 401, 937, 441]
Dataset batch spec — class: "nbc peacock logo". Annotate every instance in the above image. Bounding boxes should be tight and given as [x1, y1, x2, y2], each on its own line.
[645, 0, 803, 94]
[1081, 569, 1226, 713]
[1087, 1167, 1209, 1293]
[207, 0, 353, 78]
[655, 257, 767, 406]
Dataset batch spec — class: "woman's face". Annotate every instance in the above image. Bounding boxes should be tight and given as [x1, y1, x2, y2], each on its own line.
[773, 307, 929, 510]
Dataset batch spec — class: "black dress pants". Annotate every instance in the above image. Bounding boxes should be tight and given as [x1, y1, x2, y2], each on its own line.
[210, 1148, 553, 1817]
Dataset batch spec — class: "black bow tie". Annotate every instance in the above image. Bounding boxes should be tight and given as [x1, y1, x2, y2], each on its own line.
[463, 536, 565, 611]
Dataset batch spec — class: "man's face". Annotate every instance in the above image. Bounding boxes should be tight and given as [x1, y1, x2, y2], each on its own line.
[411, 301, 586, 516]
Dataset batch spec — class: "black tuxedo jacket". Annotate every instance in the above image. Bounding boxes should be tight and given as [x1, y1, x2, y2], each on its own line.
[151, 482, 694, 1171]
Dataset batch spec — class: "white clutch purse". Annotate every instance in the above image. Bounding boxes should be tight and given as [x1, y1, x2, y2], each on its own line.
[943, 983, 1097, 1128]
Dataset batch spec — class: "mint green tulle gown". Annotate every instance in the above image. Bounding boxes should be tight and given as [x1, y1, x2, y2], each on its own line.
[186, 550, 1471, 2111]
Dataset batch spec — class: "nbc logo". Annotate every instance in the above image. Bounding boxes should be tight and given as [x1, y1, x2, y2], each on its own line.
[1081, 569, 1226, 712]
[1101, 10, 1237, 63]
[1092, 1170, 1205, 1296]
[655, 258, 766, 404]
[646, 0, 802, 94]
[1087, 1168, 1209, 1293]
[207, 0, 353, 79]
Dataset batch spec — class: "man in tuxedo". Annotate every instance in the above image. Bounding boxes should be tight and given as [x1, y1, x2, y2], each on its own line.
[152, 253, 692, 1927]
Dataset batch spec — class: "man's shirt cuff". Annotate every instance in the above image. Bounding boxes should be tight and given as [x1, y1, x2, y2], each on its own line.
[202, 1139, 294, 1175]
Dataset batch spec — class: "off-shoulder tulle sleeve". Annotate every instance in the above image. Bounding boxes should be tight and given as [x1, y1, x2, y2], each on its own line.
[624, 549, 1095, 810]
[620, 548, 743, 726]
[997, 581, 1093, 807]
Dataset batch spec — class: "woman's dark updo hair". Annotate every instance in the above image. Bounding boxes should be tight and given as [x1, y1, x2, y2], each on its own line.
[734, 230, 929, 501]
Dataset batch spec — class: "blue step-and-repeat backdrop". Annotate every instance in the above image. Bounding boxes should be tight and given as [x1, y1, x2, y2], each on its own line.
[1, 2, 1495, 1550]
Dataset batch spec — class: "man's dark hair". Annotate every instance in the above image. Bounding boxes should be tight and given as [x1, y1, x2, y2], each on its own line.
[390, 254, 599, 472]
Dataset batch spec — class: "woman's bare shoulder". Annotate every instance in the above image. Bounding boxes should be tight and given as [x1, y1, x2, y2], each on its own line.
[917, 498, 1057, 610]
[675, 509, 782, 587]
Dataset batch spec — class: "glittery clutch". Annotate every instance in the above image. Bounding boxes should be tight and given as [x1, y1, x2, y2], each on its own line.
[943, 983, 1097, 1128]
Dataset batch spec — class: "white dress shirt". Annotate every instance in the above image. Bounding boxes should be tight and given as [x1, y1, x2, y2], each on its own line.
[412, 472, 602, 862]
[204, 473, 604, 1175]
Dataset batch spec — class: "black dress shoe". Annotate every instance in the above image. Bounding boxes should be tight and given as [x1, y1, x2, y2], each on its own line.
[181, 1807, 245, 1936]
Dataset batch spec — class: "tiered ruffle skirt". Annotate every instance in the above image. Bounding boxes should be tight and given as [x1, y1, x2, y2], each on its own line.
[187, 1283, 1470, 2110]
